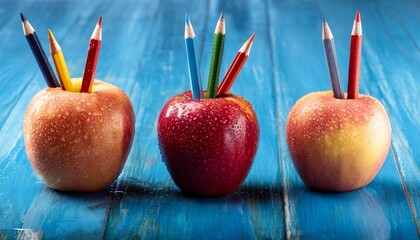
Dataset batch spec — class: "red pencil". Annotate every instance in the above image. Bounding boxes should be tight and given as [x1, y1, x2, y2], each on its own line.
[217, 33, 255, 96]
[81, 17, 102, 93]
[347, 11, 362, 99]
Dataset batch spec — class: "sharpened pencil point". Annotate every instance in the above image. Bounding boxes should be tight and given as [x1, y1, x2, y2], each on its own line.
[47, 29, 54, 41]
[219, 11, 224, 21]
[240, 33, 255, 55]
[322, 17, 326, 25]
[20, 13, 26, 22]
[98, 16, 102, 27]
[250, 32, 256, 42]
[214, 12, 226, 35]
[185, 14, 190, 25]
[322, 19, 333, 40]
[355, 11, 361, 22]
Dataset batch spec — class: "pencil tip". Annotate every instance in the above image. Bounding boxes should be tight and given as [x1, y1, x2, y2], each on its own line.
[185, 14, 190, 24]
[47, 29, 54, 40]
[250, 32, 256, 41]
[219, 11, 224, 20]
[322, 17, 326, 25]
[355, 10, 361, 22]
[98, 16, 102, 27]
[20, 13, 26, 22]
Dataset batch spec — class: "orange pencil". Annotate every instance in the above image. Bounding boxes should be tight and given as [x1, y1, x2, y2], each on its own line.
[347, 11, 362, 99]
[217, 33, 255, 96]
[81, 17, 102, 93]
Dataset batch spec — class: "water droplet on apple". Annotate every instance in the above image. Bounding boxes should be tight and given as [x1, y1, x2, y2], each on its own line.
[61, 136, 66, 142]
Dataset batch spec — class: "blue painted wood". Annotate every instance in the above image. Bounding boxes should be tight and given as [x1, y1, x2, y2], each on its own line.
[0, 0, 418, 239]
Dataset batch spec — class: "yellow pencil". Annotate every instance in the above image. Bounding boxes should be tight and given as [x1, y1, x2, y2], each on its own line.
[48, 30, 74, 92]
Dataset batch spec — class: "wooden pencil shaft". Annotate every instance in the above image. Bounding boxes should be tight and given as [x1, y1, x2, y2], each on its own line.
[217, 53, 247, 96]
[323, 39, 344, 99]
[185, 38, 202, 99]
[49, 30, 74, 91]
[206, 33, 225, 98]
[347, 35, 362, 99]
[26, 34, 60, 88]
[52, 52, 73, 91]
[81, 39, 101, 93]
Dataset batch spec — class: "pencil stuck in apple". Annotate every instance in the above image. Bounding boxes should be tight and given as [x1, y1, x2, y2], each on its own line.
[48, 29, 74, 92]
[217, 33, 255, 97]
[206, 12, 225, 98]
[81, 17, 102, 93]
[347, 11, 362, 99]
[322, 18, 344, 99]
[185, 14, 203, 99]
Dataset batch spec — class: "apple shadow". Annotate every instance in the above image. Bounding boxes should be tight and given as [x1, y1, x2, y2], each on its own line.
[105, 180, 257, 238]
[285, 184, 393, 239]
[20, 186, 114, 239]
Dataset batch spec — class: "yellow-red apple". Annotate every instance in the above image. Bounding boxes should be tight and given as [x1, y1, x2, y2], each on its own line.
[286, 91, 391, 192]
[24, 78, 135, 192]
[157, 91, 259, 196]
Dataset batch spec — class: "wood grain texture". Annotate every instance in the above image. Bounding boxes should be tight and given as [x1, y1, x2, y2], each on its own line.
[0, 0, 418, 239]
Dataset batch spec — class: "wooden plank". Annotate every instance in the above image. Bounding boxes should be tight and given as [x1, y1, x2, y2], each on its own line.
[267, 0, 419, 238]
[105, 0, 285, 238]
[373, 0, 420, 232]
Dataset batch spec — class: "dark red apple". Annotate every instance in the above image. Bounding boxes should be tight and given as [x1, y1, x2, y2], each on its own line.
[157, 91, 259, 196]
[286, 91, 391, 192]
[24, 78, 135, 192]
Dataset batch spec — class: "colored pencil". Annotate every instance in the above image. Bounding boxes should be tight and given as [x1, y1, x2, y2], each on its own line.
[206, 12, 225, 98]
[185, 14, 202, 99]
[347, 11, 362, 99]
[80, 17, 102, 93]
[20, 13, 60, 88]
[217, 33, 255, 96]
[48, 30, 74, 92]
[322, 18, 344, 99]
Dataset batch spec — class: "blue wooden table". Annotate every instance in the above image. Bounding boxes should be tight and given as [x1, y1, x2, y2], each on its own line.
[1, 0, 419, 239]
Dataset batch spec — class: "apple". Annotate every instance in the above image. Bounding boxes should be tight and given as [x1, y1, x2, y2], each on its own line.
[23, 78, 135, 192]
[157, 91, 259, 196]
[286, 91, 391, 192]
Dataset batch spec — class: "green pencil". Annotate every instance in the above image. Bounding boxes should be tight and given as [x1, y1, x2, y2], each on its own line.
[206, 12, 225, 98]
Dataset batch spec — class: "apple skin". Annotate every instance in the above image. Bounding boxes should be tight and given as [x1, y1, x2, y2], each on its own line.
[157, 91, 259, 196]
[286, 91, 391, 192]
[23, 78, 135, 192]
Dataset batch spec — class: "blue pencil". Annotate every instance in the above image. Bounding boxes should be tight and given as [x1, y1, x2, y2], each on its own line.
[20, 13, 60, 88]
[185, 14, 202, 99]
[322, 18, 344, 99]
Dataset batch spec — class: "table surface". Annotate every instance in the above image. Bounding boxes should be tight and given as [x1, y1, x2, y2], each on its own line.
[0, 0, 419, 239]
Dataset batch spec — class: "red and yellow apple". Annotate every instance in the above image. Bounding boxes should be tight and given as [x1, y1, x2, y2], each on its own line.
[23, 78, 135, 192]
[286, 91, 391, 192]
[157, 91, 259, 196]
